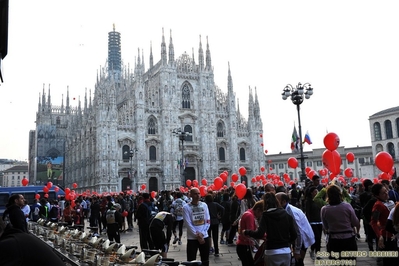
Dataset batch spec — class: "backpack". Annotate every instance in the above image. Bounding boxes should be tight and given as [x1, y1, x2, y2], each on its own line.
[174, 199, 184, 217]
[49, 205, 60, 221]
[144, 202, 157, 223]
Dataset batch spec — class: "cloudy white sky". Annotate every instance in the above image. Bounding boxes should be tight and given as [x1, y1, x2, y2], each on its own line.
[1, 0, 399, 161]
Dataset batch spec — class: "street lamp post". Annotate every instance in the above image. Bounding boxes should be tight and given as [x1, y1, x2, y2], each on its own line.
[173, 128, 191, 186]
[127, 148, 138, 192]
[282, 82, 313, 182]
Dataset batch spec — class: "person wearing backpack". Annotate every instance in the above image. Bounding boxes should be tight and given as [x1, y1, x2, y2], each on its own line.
[30, 199, 41, 222]
[49, 200, 60, 223]
[136, 193, 156, 250]
[170, 192, 186, 245]
[39, 198, 49, 220]
[105, 203, 123, 243]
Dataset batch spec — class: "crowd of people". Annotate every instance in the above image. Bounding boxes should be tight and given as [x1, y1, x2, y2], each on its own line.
[2, 174, 399, 265]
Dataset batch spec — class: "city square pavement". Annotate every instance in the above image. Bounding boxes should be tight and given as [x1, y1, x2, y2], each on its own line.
[95, 220, 384, 266]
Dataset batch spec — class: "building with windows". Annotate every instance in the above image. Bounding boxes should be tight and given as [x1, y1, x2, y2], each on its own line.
[29, 27, 264, 193]
[2, 165, 28, 187]
[369, 106, 399, 163]
[264, 146, 375, 183]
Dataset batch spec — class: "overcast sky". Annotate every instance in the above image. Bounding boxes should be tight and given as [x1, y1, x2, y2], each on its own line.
[1, 0, 399, 161]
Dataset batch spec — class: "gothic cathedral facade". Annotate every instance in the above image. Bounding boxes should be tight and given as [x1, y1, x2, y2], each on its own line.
[30, 27, 265, 193]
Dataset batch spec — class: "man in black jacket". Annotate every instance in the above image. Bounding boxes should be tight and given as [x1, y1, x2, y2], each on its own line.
[2, 194, 27, 233]
[136, 193, 156, 249]
[105, 203, 123, 243]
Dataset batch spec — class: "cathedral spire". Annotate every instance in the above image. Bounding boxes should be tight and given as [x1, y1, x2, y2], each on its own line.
[168, 29, 174, 65]
[161, 28, 167, 65]
[61, 93, 64, 113]
[205, 36, 212, 71]
[66, 86, 70, 114]
[142, 49, 145, 71]
[228, 62, 233, 93]
[137, 48, 141, 66]
[38, 92, 41, 112]
[198, 35, 204, 70]
[42, 84, 46, 109]
[47, 84, 51, 111]
[192, 47, 195, 67]
[84, 88, 88, 113]
[150, 41, 153, 68]
[248, 86, 254, 118]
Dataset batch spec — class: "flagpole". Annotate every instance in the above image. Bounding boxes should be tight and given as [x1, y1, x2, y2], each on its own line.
[282, 82, 313, 182]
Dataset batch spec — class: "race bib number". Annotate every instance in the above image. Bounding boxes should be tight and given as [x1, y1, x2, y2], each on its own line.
[191, 206, 205, 226]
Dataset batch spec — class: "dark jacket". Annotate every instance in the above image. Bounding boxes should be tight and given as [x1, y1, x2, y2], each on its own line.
[3, 205, 28, 233]
[136, 200, 155, 226]
[246, 208, 297, 250]
[206, 201, 225, 225]
[221, 200, 231, 224]
[0, 228, 65, 265]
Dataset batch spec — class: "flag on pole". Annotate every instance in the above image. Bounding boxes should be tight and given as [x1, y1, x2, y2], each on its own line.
[303, 131, 312, 145]
[291, 126, 299, 153]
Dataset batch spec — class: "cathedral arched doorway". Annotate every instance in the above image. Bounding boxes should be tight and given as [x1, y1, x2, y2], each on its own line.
[121, 177, 131, 191]
[184, 167, 196, 184]
[149, 176, 158, 192]
[240, 175, 248, 185]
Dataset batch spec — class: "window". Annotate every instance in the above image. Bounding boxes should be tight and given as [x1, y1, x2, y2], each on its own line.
[217, 122, 224, 138]
[306, 161, 312, 167]
[239, 148, 246, 161]
[148, 117, 156, 135]
[279, 163, 284, 169]
[396, 118, 399, 138]
[184, 125, 193, 142]
[149, 146, 156, 161]
[56, 116, 61, 125]
[219, 147, 226, 161]
[122, 145, 130, 161]
[374, 122, 382, 141]
[182, 83, 191, 109]
[316, 161, 323, 166]
[385, 120, 393, 139]
[388, 142, 395, 161]
[269, 164, 275, 170]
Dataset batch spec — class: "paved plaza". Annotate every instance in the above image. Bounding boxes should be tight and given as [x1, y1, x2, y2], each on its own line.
[99, 220, 384, 266]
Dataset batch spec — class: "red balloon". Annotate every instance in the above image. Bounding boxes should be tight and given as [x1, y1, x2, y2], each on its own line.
[192, 180, 199, 187]
[47, 182, 53, 189]
[238, 167, 247, 176]
[251, 177, 256, 183]
[344, 167, 353, 178]
[230, 182, 235, 187]
[44, 193, 49, 198]
[307, 170, 317, 179]
[260, 166, 265, 172]
[260, 134, 263, 138]
[54, 186, 59, 192]
[265, 150, 268, 154]
[65, 187, 71, 194]
[43, 186, 49, 193]
[199, 185, 207, 197]
[201, 178, 207, 186]
[35, 194, 40, 200]
[323, 132, 340, 151]
[346, 152, 355, 163]
[122, 211, 128, 217]
[231, 173, 239, 182]
[375, 151, 394, 173]
[73, 183, 78, 189]
[141, 184, 146, 190]
[151, 191, 157, 199]
[322, 149, 342, 175]
[220, 172, 228, 183]
[21, 178, 29, 186]
[186, 179, 192, 187]
[235, 184, 247, 200]
[305, 167, 312, 174]
[213, 177, 223, 190]
[287, 157, 298, 168]
[277, 181, 284, 187]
